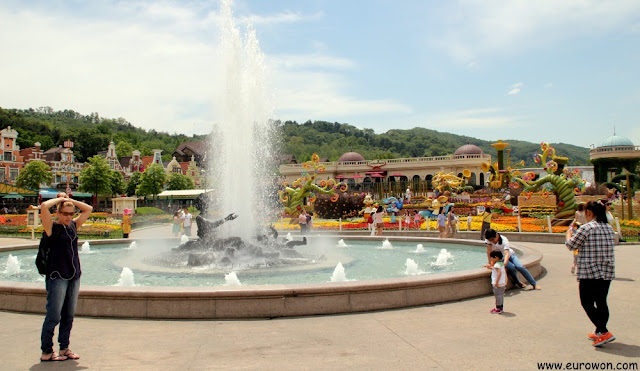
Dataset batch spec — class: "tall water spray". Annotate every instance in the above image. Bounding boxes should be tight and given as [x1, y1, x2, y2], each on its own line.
[209, 0, 277, 239]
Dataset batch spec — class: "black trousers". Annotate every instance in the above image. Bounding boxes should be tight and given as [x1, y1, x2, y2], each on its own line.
[579, 279, 611, 334]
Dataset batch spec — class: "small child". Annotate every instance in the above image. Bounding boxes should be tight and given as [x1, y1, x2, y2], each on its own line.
[467, 213, 473, 231]
[488, 250, 506, 314]
[413, 210, 421, 229]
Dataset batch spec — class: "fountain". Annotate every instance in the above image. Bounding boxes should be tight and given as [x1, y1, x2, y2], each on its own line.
[404, 258, 423, 276]
[433, 249, 454, 267]
[224, 272, 242, 286]
[116, 267, 136, 287]
[330, 262, 349, 282]
[0, 0, 543, 319]
[4, 254, 20, 275]
[415, 244, 425, 253]
[81, 241, 91, 254]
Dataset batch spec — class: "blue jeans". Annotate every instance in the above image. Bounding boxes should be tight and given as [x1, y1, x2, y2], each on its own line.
[506, 254, 537, 287]
[41, 277, 80, 353]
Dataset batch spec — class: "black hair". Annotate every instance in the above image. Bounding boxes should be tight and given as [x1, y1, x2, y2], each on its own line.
[489, 250, 503, 260]
[586, 200, 608, 223]
[484, 228, 497, 240]
[577, 203, 585, 211]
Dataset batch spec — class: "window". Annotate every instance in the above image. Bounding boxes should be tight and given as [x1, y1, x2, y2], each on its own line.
[4, 151, 12, 161]
[10, 168, 19, 180]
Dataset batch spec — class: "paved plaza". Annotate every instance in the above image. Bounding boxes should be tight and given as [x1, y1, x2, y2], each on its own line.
[0, 226, 638, 370]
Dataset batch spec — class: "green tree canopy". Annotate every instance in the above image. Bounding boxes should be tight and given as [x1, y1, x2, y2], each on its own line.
[15, 160, 53, 190]
[109, 170, 126, 196]
[137, 163, 166, 199]
[165, 172, 195, 190]
[78, 155, 112, 199]
[125, 171, 142, 197]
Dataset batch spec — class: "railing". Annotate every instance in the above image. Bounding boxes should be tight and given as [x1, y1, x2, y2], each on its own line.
[589, 145, 640, 154]
[280, 154, 491, 170]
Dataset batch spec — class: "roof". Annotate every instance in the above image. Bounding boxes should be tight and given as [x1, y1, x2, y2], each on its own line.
[39, 188, 92, 198]
[338, 152, 365, 162]
[156, 189, 212, 199]
[174, 141, 207, 156]
[454, 144, 483, 155]
[597, 135, 634, 148]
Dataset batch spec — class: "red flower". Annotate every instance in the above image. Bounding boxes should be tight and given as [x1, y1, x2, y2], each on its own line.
[558, 201, 565, 207]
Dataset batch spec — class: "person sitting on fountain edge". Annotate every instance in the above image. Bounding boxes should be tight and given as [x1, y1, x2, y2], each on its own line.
[484, 229, 541, 290]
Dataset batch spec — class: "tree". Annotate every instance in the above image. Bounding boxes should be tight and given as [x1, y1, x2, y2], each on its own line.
[115, 141, 134, 160]
[16, 160, 53, 190]
[137, 163, 166, 200]
[79, 155, 112, 203]
[166, 172, 194, 190]
[125, 171, 142, 196]
[109, 170, 126, 196]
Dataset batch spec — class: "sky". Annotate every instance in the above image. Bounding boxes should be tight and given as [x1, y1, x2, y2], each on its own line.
[1, 0, 639, 149]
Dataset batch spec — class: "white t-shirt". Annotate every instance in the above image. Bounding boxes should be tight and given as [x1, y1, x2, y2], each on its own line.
[373, 211, 384, 224]
[182, 213, 192, 227]
[299, 213, 307, 225]
[491, 261, 507, 286]
[485, 235, 515, 256]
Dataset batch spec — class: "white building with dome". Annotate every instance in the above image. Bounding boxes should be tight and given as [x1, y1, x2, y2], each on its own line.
[279, 146, 491, 198]
[590, 134, 640, 183]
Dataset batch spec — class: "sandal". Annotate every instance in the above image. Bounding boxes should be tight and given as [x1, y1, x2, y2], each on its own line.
[60, 348, 80, 360]
[517, 283, 527, 289]
[41, 352, 67, 362]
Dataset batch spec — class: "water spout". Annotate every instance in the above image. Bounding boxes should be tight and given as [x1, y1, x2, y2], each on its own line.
[4, 254, 20, 275]
[116, 267, 136, 286]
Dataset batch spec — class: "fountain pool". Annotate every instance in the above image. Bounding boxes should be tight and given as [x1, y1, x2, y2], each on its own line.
[1, 238, 483, 286]
[0, 237, 542, 319]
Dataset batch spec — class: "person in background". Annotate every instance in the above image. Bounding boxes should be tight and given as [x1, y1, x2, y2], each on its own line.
[39, 194, 93, 362]
[447, 210, 457, 238]
[437, 209, 447, 238]
[467, 212, 473, 232]
[480, 207, 492, 240]
[413, 210, 421, 229]
[298, 210, 308, 235]
[604, 202, 614, 225]
[565, 200, 616, 347]
[306, 211, 313, 231]
[121, 208, 132, 238]
[181, 208, 193, 237]
[405, 186, 412, 203]
[172, 211, 182, 237]
[574, 203, 587, 225]
[374, 205, 385, 236]
[484, 228, 540, 290]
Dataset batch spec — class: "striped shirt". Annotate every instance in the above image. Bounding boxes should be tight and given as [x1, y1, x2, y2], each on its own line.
[565, 220, 615, 281]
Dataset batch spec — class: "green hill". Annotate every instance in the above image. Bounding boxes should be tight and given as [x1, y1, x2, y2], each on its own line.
[279, 120, 591, 166]
[0, 107, 590, 167]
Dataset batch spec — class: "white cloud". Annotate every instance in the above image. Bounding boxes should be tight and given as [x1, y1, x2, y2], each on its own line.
[544, 83, 553, 88]
[240, 10, 323, 26]
[507, 88, 521, 96]
[429, 0, 640, 63]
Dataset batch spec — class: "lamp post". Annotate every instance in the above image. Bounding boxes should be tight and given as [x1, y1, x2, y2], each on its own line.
[62, 139, 74, 196]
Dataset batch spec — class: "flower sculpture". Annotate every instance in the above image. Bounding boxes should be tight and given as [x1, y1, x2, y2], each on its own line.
[510, 142, 586, 225]
[431, 170, 471, 193]
[278, 154, 347, 217]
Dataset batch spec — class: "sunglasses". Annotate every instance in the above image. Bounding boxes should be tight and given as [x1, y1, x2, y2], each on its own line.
[59, 211, 75, 217]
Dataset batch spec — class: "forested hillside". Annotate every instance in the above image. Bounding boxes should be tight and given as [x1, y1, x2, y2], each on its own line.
[280, 120, 591, 166]
[0, 107, 204, 162]
[0, 107, 590, 166]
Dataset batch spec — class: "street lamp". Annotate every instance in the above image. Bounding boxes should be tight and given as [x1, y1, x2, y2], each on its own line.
[62, 139, 74, 196]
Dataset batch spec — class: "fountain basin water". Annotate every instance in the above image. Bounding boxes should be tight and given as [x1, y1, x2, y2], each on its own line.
[0, 236, 542, 319]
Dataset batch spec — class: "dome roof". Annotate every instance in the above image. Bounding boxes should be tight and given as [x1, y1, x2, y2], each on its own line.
[454, 144, 484, 155]
[338, 152, 365, 162]
[598, 135, 634, 148]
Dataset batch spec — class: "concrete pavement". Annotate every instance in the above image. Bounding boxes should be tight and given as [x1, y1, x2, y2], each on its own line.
[0, 229, 638, 370]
